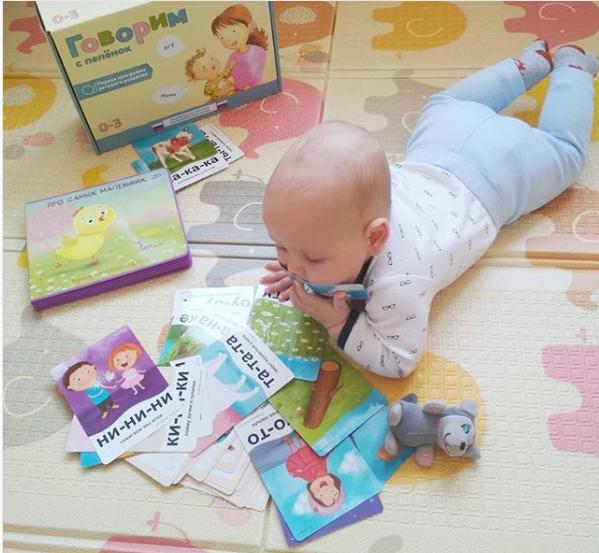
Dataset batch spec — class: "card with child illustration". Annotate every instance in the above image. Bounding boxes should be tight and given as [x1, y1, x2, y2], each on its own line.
[236, 404, 383, 541]
[184, 328, 294, 456]
[269, 346, 387, 456]
[132, 123, 228, 191]
[158, 287, 254, 367]
[50, 326, 180, 464]
[67, 357, 206, 456]
[249, 285, 328, 381]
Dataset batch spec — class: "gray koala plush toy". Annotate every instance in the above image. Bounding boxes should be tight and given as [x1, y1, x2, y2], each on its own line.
[384, 393, 480, 467]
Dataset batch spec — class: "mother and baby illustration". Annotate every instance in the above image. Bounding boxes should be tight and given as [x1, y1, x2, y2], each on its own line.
[185, 4, 268, 100]
[63, 342, 147, 420]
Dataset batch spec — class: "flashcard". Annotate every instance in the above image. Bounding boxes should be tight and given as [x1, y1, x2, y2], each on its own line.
[67, 359, 205, 454]
[278, 495, 383, 546]
[270, 348, 387, 456]
[249, 285, 327, 381]
[132, 123, 228, 191]
[236, 404, 383, 541]
[158, 286, 254, 367]
[201, 124, 244, 165]
[187, 432, 233, 482]
[180, 465, 269, 511]
[126, 451, 192, 487]
[51, 326, 179, 464]
[203, 433, 250, 495]
[189, 328, 295, 456]
[350, 407, 414, 485]
[80, 451, 102, 468]
[174, 287, 254, 320]
[286, 273, 369, 301]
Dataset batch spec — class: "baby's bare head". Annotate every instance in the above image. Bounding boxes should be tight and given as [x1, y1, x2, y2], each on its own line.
[264, 121, 391, 283]
[266, 121, 390, 220]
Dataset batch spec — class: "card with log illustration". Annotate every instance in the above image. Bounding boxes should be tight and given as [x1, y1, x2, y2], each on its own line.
[269, 347, 387, 456]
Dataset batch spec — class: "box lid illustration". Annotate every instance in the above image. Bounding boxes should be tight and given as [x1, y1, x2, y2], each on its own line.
[36, 1, 282, 153]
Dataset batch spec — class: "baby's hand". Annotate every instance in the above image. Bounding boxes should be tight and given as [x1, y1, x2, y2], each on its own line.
[260, 261, 293, 301]
[289, 282, 350, 343]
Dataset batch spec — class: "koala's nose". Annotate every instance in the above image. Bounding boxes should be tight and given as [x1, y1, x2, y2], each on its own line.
[460, 442, 466, 451]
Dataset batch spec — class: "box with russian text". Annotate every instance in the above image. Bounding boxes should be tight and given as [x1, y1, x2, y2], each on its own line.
[36, 1, 281, 152]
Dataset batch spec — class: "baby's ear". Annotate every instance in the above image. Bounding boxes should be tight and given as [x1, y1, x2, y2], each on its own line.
[366, 218, 390, 255]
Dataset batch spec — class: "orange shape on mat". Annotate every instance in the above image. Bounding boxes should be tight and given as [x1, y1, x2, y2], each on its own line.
[371, 1, 467, 54]
[504, 1, 599, 48]
[513, 79, 599, 142]
[274, 1, 335, 48]
[362, 353, 485, 484]
[4, 76, 56, 130]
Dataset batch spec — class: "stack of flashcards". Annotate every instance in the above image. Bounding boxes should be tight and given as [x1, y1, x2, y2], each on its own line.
[52, 286, 415, 544]
[132, 123, 244, 191]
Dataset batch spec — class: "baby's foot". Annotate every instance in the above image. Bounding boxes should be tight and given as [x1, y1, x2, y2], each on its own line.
[554, 45, 599, 76]
[514, 38, 553, 89]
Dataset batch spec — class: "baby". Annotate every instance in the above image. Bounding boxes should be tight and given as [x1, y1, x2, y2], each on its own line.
[261, 42, 597, 378]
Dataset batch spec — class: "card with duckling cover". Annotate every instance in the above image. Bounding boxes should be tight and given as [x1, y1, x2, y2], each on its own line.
[50, 326, 180, 464]
[25, 168, 190, 310]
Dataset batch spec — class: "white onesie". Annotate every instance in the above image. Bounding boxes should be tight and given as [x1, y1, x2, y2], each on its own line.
[337, 161, 499, 377]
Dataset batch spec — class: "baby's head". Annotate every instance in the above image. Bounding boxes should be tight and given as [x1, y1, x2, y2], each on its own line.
[264, 121, 390, 284]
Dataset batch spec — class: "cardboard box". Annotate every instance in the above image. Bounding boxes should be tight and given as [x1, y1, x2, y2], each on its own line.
[36, 1, 282, 153]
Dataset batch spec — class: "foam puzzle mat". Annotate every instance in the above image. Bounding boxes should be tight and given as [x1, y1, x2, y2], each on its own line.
[3, 2, 599, 552]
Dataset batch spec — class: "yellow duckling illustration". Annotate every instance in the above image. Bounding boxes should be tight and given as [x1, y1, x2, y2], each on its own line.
[55, 204, 116, 267]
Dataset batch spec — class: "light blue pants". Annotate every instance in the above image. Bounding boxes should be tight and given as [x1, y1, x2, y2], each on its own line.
[405, 59, 595, 228]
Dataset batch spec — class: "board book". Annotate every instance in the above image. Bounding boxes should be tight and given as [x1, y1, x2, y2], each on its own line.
[25, 168, 191, 310]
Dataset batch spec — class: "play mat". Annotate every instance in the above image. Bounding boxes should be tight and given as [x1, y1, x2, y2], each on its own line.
[3, 2, 599, 552]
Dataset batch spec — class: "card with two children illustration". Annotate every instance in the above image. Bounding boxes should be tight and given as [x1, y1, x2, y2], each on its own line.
[51, 326, 179, 464]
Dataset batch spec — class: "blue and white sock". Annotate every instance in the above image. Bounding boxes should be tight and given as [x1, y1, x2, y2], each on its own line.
[555, 45, 599, 76]
[513, 39, 553, 90]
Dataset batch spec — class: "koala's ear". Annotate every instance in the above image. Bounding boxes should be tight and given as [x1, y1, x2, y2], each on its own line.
[463, 443, 481, 460]
[459, 399, 478, 419]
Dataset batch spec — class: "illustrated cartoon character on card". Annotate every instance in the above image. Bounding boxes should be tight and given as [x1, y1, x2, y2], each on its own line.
[211, 4, 268, 90]
[185, 48, 235, 100]
[253, 433, 344, 515]
[105, 342, 146, 396]
[151, 127, 196, 169]
[51, 326, 179, 464]
[62, 360, 121, 420]
[236, 404, 383, 542]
